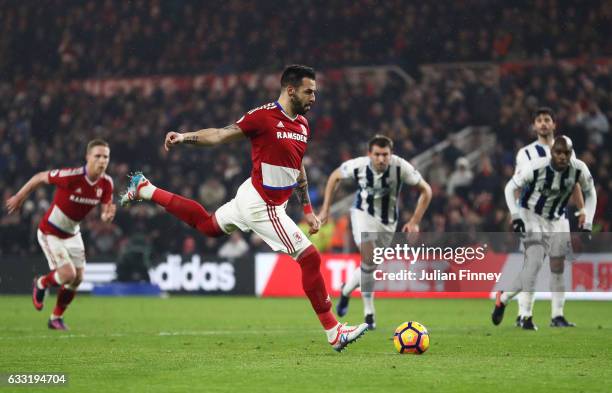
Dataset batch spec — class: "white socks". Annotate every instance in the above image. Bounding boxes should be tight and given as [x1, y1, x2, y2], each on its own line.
[341, 266, 376, 317]
[37, 271, 63, 289]
[138, 181, 156, 200]
[362, 292, 375, 316]
[551, 272, 565, 318]
[342, 266, 361, 297]
[325, 323, 341, 342]
[521, 292, 535, 317]
[517, 291, 528, 317]
[500, 290, 518, 305]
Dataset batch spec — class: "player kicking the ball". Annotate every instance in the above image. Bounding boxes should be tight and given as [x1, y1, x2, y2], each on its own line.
[318, 135, 432, 329]
[6, 139, 115, 330]
[492, 136, 596, 330]
[120, 65, 367, 352]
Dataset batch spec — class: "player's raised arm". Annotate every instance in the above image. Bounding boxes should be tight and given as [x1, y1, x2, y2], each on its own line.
[164, 124, 246, 151]
[5, 171, 50, 214]
[317, 167, 343, 225]
[295, 164, 320, 235]
[401, 179, 432, 233]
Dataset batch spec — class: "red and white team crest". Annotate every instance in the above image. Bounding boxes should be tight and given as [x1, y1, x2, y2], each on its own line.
[293, 232, 303, 243]
[96, 188, 103, 197]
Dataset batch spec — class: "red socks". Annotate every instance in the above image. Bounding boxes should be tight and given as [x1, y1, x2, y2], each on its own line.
[53, 285, 76, 317]
[40, 270, 60, 288]
[297, 245, 338, 330]
[152, 188, 224, 237]
[151, 189, 337, 329]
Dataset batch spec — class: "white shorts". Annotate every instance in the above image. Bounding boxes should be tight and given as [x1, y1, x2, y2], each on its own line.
[37, 229, 86, 269]
[519, 208, 571, 258]
[350, 208, 396, 247]
[214, 178, 312, 258]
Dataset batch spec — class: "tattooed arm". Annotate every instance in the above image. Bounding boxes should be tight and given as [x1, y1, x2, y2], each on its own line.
[295, 164, 312, 207]
[295, 164, 321, 235]
[164, 124, 246, 151]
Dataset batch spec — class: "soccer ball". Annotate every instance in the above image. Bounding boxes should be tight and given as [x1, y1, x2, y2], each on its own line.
[393, 321, 430, 354]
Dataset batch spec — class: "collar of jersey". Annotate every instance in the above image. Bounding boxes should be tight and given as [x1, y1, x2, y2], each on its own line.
[548, 163, 569, 173]
[83, 165, 101, 186]
[275, 101, 298, 121]
[367, 161, 390, 175]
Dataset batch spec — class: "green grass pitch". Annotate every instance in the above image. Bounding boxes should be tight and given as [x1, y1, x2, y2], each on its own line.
[1, 296, 611, 393]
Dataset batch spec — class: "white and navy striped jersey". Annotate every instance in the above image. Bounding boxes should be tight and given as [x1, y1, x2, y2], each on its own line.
[515, 140, 576, 168]
[339, 155, 422, 225]
[511, 157, 594, 220]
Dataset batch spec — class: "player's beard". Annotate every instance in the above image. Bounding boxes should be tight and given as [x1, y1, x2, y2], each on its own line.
[376, 163, 389, 172]
[536, 126, 553, 139]
[291, 96, 310, 115]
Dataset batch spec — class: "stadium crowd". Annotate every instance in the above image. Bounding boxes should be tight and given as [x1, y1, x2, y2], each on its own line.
[1, 0, 611, 80]
[1, 0, 610, 263]
[1, 60, 610, 259]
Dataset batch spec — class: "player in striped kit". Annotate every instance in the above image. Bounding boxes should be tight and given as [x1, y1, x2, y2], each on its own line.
[120, 65, 368, 352]
[492, 136, 596, 330]
[512, 108, 585, 329]
[318, 135, 432, 329]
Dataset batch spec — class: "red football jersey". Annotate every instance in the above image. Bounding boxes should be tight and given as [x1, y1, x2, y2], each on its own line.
[236, 101, 310, 205]
[39, 167, 114, 238]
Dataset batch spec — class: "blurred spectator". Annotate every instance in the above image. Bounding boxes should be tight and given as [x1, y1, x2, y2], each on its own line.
[218, 232, 249, 260]
[1, 1, 610, 82]
[577, 102, 609, 146]
[198, 178, 227, 211]
[446, 157, 474, 197]
[1, 56, 611, 256]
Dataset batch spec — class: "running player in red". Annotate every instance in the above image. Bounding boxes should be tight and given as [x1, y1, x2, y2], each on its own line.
[6, 139, 115, 330]
[120, 65, 368, 352]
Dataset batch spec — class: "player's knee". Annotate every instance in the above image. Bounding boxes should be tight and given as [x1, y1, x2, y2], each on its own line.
[297, 245, 320, 269]
[58, 265, 77, 284]
[196, 215, 225, 238]
[71, 273, 83, 288]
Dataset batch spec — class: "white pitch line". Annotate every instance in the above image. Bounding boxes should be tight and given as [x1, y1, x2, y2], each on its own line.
[0, 329, 321, 341]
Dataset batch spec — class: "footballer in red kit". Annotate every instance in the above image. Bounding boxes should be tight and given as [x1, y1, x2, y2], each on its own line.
[6, 139, 116, 330]
[120, 65, 368, 351]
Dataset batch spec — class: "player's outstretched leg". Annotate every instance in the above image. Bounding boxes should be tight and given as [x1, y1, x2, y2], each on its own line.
[120, 172, 224, 237]
[296, 246, 368, 352]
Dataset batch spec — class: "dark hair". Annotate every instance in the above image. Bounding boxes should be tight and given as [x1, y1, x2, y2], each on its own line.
[87, 139, 109, 153]
[533, 107, 555, 122]
[368, 134, 394, 151]
[280, 65, 316, 88]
